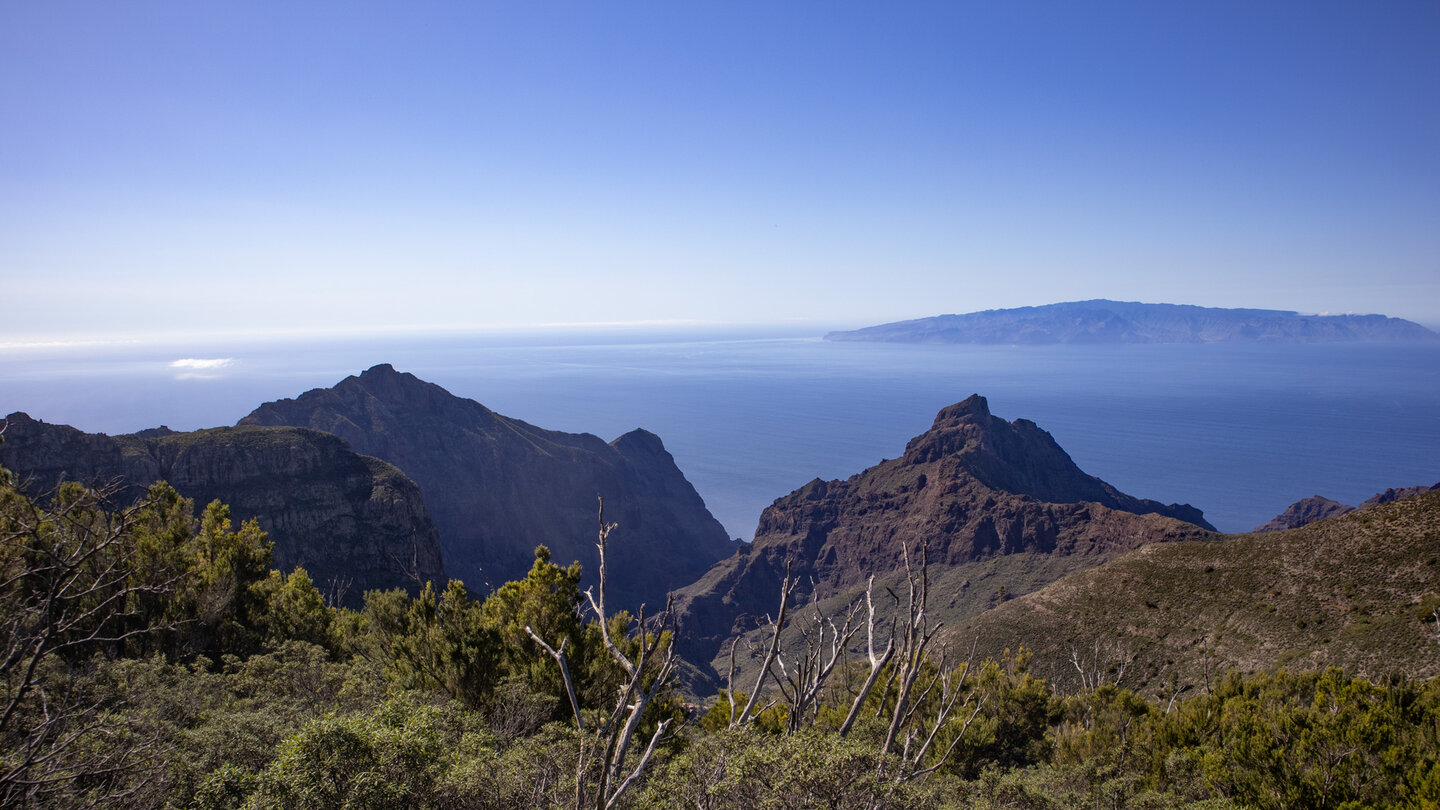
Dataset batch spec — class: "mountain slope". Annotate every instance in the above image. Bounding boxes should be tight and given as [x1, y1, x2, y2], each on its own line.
[669, 395, 1215, 675]
[0, 413, 444, 600]
[1254, 495, 1355, 532]
[1254, 482, 1437, 531]
[952, 491, 1440, 695]
[239, 364, 734, 611]
[826, 300, 1440, 344]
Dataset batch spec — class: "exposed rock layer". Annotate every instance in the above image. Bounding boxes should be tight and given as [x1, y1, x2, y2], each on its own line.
[1253, 496, 1355, 532]
[240, 364, 735, 611]
[670, 394, 1215, 667]
[1254, 482, 1439, 532]
[0, 412, 444, 601]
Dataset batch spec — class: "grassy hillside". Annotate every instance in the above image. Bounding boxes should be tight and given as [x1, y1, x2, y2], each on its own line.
[951, 491, 1440, 695]
[707, 551, 1127, 696]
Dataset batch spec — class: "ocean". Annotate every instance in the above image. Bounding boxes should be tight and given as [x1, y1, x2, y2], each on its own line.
[3, 329, 1438, 537]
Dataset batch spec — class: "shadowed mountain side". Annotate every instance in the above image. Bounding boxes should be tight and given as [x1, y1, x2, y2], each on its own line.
[826, 300, 1440, 344]
[239, 363, 735, 612]
[1254, 495, 1355, 532]
[668, 395, 1214, 678]
[951, 490, 1440, 696]
[1361, 482, 1440, 509]
[1253, 482, 1438, 532]
[0, 413, 444, 602]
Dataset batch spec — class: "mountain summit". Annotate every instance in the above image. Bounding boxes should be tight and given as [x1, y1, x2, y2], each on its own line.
[669, 395, 1214, 673]
[826, 300, 1440, 344]
[241, 364, 735, 611]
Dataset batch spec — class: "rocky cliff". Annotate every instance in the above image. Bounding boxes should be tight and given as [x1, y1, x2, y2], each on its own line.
[669, 394, 1215, 669]
[239, 364, 735, 611]
[0, 412, 444, 601]
[1254, 482, 1439, 532]
[1253, 495, 1355, 532]
[826, 300, 1440, 344]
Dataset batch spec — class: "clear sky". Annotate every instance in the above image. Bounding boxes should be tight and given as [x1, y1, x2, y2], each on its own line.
[3, 1, 1437, 342]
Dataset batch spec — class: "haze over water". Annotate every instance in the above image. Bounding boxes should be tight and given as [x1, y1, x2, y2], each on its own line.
[5, 331, 1437, 538]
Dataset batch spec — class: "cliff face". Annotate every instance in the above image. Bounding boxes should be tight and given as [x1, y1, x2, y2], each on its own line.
[669, 395, 1215, 666]
[1253, 496, 1355, 532]
[239, 364, 735, 611]
[0, 412, 444, 602]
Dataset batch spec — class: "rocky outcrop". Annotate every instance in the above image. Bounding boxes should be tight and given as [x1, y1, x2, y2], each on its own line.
[239, 364, 735, 611]
[669, 395, 1215, 667]
[826, 300, 1440, 344]
[1359, 483, 1440, 510]
[0, 412, 443, 602]
[1253, 495, 1355, 532]
[1254, 482, 1439, 532]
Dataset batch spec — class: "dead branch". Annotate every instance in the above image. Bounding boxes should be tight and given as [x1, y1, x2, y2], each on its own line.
[731, 558, 794, 729]
[838, 575, 897, 737]
[524, 497, 678, 810]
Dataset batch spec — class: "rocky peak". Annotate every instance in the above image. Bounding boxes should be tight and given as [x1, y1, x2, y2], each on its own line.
[899, 398, 1209, 527]
[932, 393, 992, 423]
[1255, 481, 1440, 532]
[240, 367, 734, 612]
[1253, 495, 1355, 532]
[610, 428, 666, 457]
[669, 396, 1216, 675]
[1359, 482, 1440, 510]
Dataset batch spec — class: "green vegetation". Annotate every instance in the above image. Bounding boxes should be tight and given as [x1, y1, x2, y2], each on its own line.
[955, 491, 1440, 695]
[3, 469, 1439, 808]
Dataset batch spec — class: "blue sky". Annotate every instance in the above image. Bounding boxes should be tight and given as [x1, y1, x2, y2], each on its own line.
[2, 1, 1437, 342]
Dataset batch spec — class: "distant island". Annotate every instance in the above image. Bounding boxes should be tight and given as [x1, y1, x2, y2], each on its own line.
[825, 300, 1440, 344]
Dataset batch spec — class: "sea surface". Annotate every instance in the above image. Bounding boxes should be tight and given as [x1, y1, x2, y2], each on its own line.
[3, 329, 1438, 538]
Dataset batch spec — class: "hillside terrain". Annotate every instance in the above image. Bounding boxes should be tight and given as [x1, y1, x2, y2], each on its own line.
[1254, 481, 1438, 531]
[670, 394, 1215, 683]
[240, 363, 735, 611]
[826, 299, 1440, 344]
[0, 413, 443, 599]
[953, 490, 1440, 695]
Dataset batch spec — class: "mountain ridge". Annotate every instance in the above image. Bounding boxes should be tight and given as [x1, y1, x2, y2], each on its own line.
[952, 489, 1440, 695]
[827, 300, 1440, 344]
[0, 412, 445, 600]
[240, 363, 736, 612]
[669, 394, 1215, 680]
[1255, 482, 1439, 531]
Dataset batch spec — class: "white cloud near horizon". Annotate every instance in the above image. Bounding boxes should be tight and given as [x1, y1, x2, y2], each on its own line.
[169, 358, 233, 370]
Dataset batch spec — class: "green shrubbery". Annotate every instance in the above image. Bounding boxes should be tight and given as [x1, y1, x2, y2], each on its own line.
[4, 473, 1439, 809]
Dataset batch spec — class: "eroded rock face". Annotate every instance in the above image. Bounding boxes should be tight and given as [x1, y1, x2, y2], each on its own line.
[1253, 495, 1355, 532]
[1254, 482, 1440, 532]
[1359, 483, 1440, 510]
[0, 412, 444, 602]
[240, 364, 735, 611]
[669, 395, 1215, 666]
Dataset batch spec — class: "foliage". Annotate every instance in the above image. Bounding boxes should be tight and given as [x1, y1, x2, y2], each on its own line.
[362, 580, 502, 708]
[243, 695, 476, 810]
[637, 728, 936, 810]
[700, 690, 787, 734]
[1159, 668, 1440, 809]
[480, 545, 586, 710]
[5, 469, 1440, 809]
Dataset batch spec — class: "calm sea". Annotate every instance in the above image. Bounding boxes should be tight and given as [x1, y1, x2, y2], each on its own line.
[3, 330, 1438, 537]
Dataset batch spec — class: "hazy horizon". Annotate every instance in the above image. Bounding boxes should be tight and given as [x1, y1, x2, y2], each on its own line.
[3, 2, 1438, 343]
